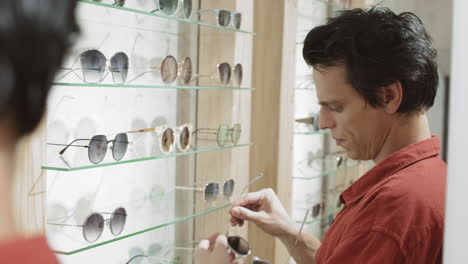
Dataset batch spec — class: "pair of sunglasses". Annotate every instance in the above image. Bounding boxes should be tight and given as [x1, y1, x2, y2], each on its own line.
[194, 123, 242, 147]
[198, 9, 242, 29]
[49, 133, 129, 164]
[126, 124, 192, 154]
[176, 179, 234, 202]
[97, 0, 193, 20]
[48, 207, 127, 243]
[195, 63, 243, 87]
[60, 50, 193, 85]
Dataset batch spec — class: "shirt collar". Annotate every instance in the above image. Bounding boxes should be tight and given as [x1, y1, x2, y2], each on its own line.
[340, 136, 441, 205]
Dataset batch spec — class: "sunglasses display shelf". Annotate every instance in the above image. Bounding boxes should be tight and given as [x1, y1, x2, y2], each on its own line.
[43, 0, 255, 263]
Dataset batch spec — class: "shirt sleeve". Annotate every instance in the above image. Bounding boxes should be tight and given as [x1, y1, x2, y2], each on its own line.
[0, 236, 58, 264]
[323, 230, 406, 264]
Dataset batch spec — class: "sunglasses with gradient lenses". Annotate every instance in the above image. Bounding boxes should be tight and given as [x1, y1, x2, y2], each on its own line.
[195, 63, 242, 87]
[125, 124, 192, 154]
[49, 133, 129, 164]
[227, 235, 251, 258]
[126, 56, 192, 85]
[176, 179, 235, 202]
[198, 9, 242, 29]
[59, 50, 129, 84]
[48, 207, 127, 243]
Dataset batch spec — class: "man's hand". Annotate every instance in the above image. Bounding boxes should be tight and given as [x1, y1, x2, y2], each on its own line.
[195, 234, 237, 264]
[229, 188, 297, 239]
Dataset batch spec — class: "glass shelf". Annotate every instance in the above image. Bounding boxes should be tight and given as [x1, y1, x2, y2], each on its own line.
[43, 143, 252, 172]
[294, 130, 330, 135]
[79, 0, 256, 35]
[50, 204, 231, 255]
[53, 82, 255, 91]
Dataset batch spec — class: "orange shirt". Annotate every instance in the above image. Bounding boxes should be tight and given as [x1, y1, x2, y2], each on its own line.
[316, 136, 446, 264]
[0, 236, 58, 263]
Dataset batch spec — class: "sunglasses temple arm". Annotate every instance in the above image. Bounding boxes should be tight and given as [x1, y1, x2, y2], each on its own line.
[126, 70, 157, 84]
[239, 172, 264, 197]
[125, 128, 157, 134]
[175, 186, 204, 192]
[48, 139, 91, 155]
[284, 209, 310, 264]
[46, 223, 84, 227]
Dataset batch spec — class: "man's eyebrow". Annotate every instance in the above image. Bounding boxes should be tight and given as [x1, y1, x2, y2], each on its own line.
[319, 100, 341, 106]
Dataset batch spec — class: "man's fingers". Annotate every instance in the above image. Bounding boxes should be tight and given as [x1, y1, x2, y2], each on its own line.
[208, 233, 221, 247]
[230, 206, 260, 222]
[212, 235, 231, 263]
[232, 190, 267, 207]
[195, 240, 210, 264]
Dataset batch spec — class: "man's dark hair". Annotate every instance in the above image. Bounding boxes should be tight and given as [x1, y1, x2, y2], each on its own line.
[303, 6, 438, 113]
[0, 0, 79, 139]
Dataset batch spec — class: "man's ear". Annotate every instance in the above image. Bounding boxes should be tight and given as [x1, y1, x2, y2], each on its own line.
[380, 80, 403, 114]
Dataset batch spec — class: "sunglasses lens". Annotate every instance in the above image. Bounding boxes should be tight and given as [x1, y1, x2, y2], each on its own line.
[110, 207, 127, 236]
[218, 63, 231, 86]
[180, 57, 192, 85]
[227, 236, 250, 256]
[114, 0, 125, 6]
[89, 135, 108, 164]
[223, 179, 235, 199]
[83, 213, 104, 243]
[231, 123, 242, 145]
[218, 10, 231, 27]
[182, 0, 192, 19]
[161, 128, 175, 153]
[232, 12, 242, 29]
[159, 0, 178, 16]
[110, 52, 129, 84]
[312, 113, 319, 131]
[179, 126, 191, 151]
[217, 125, 229, 146]
[81, 50, 106, 83]
[204, 183, 219, 202]
[161, 56, 178, 84]
[233, 64, 243, 87]
[112, 133, 128, 161]
[312, 204, 320, 218]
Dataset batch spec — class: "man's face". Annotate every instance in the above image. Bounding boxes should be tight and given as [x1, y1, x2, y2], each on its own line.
[313, 65, 391, 161]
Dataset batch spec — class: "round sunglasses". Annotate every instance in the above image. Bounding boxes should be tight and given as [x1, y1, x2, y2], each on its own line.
[49, 133, 129, 164]
[48, 207, 127, 243]
[197, 8, 242, 29]
[194, 123, 242, 147]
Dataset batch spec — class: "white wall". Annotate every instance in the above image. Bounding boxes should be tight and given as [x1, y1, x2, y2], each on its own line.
[443, 0, 468, 261]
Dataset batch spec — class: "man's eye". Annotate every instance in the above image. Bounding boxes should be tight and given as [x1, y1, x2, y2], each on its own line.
[329, 106, 343, 112]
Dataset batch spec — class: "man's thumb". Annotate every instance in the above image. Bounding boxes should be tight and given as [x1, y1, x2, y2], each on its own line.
[231, 206, 259, 222]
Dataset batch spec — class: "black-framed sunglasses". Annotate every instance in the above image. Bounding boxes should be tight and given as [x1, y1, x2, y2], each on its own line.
[48, 133, 129, 164]
[48, 207, 127, 243]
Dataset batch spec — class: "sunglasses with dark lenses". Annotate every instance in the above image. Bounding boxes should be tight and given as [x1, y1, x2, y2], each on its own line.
[125, 124, 192, 154]
[194, 62, 243, 87]
[227, 235, 251, 258]
[48, 207, 127, 243]
[194, 123, 242, 147]
[92, 0, 193, 19]
[59, 50, 129, 84]
[176, 179, 235, 202]
[49, 133, 129, 164]
[197, 9, 242, 29]
[311, 201, 326, 218]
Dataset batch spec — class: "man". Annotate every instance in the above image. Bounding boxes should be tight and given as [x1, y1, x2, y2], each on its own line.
[0, 0, 78, 262]
[196, 7, 446, 264]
